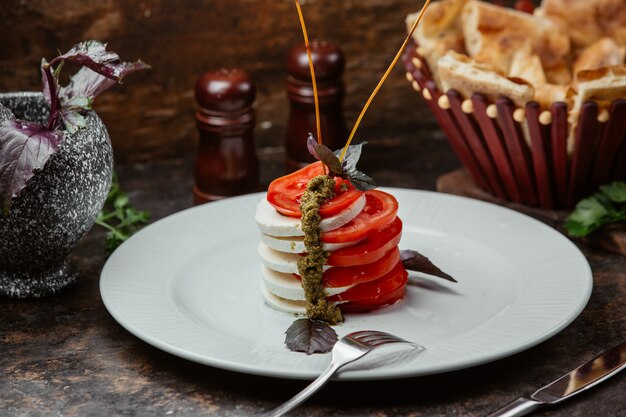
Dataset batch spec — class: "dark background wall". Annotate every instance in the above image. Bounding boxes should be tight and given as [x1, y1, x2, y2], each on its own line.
[0, 0, 446, 164]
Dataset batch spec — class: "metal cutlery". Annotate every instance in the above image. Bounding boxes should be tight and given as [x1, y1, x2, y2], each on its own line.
[487, 339, 626, 417]
[266, 330, 423, 417]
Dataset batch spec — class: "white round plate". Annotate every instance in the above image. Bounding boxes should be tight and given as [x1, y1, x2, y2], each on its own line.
[100, 189, 592, 380]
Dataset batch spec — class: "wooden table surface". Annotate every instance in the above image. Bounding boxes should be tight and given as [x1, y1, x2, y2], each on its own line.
[2, 131, 626, 417]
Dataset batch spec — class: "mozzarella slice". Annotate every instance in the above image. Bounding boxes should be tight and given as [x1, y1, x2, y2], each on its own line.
[261, 281, 307, 315]
[261, 265, 352, 301]
[255, 194, 366, 237]
[260, 233, 361, 253]
[258, 243, 330, 274]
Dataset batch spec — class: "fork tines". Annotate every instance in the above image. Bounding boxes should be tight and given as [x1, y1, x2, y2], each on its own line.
[346, 330, 422, 348]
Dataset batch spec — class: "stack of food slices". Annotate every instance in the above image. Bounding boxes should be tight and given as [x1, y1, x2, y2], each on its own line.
[255, 162, 408, 315]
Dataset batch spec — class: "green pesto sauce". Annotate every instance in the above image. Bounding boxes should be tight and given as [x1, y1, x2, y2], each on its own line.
[298, 175, 344, 325]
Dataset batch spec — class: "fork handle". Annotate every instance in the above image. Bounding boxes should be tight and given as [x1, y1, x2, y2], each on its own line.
[266, 362, 342, 417]
[486, 397, 543, 417]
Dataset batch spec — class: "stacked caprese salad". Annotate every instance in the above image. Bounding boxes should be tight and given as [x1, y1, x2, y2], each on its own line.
[255, 161, 408, 317]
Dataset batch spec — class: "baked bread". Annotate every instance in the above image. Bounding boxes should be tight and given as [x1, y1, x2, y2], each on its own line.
[406, 0, 467, 83]
[544, 62, 572, 86]
[573, 37, 626, 76]
[437, 51, 534, 107]
[570, 65, 626, 111]
[567, 65, 626, 152]
[508, 42, 547, 86]
[536, 0, 626, 49]
[462, 1, 570, 74]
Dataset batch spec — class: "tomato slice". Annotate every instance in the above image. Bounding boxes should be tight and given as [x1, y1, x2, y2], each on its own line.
[267, 161, 363, 218]
[322, 190, 398, 243]
[327, 217, 403, 267]
[329, 262, 408, 313]
[323, 247, 400, 288]
[340, 283, 406, 314]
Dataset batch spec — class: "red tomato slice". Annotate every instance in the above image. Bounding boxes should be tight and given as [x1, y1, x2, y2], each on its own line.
[322, 190, 398, 244]
[323, 247, 400, 288]
[340, 283, 406, 314]
[329, 262, 408, 313]
[267, 161, 363, 218]
[327, 217, 403, 267]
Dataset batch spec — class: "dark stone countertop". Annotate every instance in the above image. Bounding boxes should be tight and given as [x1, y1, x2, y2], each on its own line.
[2, 132, 626, 417]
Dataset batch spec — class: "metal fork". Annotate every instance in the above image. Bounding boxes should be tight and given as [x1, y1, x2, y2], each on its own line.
[266, 330, 423, 417]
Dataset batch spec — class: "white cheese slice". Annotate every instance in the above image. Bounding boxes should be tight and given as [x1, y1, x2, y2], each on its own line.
[261, 280, 307, 315]
[260, 265, 352, 301]
[255, 194, 366, 237]
[260, 233, 361, 253]
[258, 243, 330, 274]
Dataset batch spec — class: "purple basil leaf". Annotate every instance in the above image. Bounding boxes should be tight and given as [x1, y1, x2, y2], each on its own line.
[41, 58, 55, 107]
[285, 318, 338, 355]
[0, 104, 14, 124]
[306, 133, 343, 176]
[348, 169, 377, 191]
[59, 67, 115, 102]
[400, 249, 457, 282]
[59, 60, 149, 102]
[333, 142, 365, 170]
[0, 119, 64, 213]
[342, 141, 366, 172]
[306, 133, 321, 160]
[56, 40, 120, 79]
[56, 40, 151, 82]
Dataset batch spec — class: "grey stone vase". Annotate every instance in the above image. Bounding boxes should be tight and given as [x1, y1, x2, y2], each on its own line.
[0, 92, 113, 298]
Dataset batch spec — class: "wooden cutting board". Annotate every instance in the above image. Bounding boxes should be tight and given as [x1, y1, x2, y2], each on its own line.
[437, 169, 626, 256]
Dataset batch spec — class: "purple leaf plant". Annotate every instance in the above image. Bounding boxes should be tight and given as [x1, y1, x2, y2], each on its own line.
[0, 40, 149, 213]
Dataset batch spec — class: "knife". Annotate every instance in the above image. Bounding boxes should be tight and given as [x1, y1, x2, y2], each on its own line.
[486, 339, 626, 417]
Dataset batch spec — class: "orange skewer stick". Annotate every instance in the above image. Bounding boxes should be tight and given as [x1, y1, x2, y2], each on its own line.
[294, 0, 323, 145]
[339, 0, 432, 161]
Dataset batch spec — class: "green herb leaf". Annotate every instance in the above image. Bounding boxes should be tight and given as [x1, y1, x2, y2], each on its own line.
[58, 109, 87, 134]
[400, 249, 457, 282]
[96, 173, 149, 251]
[600, 182, 626, 203]
[284, 318, 338, 355]
[565, 181, 626, 237]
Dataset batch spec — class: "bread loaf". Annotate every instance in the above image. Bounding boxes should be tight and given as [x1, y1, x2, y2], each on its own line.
[437, 51, 534, 107]
[406, 0, 467, 85]
[462, 1, 570, 73]
[536, 0, 626, 49]
[573, 37, 626, 76]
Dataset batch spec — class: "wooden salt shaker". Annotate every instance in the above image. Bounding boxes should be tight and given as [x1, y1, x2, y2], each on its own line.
[193, 68, 259, 204]
[285, 40, 348, 172]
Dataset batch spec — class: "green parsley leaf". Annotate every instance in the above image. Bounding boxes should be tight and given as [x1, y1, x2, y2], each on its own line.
[96, 173, 150, 251]
[600, 182, 626, 203]
[565, 181, 626, 237]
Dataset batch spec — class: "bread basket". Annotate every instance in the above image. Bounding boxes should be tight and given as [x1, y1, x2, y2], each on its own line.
[402, 6, 626, 210]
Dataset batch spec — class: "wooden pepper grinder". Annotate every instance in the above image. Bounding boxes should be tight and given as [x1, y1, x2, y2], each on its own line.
[193, 68, 259, 204]
[285, 40, 348, 172]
